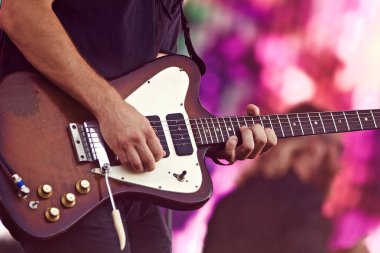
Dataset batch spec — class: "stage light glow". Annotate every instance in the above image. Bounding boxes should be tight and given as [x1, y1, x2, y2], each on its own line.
[280, 66, 315, 105]
[352, 87, 380, 109]
[262, 65, 315, 106]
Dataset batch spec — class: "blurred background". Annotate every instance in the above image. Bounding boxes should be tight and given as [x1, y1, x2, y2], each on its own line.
[2, 0, 380, 252]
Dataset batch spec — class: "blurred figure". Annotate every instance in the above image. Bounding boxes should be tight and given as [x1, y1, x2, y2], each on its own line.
[203, 104, 347, 253]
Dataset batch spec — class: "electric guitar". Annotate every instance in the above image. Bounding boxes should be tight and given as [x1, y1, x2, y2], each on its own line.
[0, 55, 379, 239]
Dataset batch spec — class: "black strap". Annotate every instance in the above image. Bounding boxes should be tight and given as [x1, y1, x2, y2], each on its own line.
[180, 4, 206, 75]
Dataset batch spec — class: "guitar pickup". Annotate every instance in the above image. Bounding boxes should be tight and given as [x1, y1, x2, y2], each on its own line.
[146, 116, 170, 158]
[166, 113, 194, 156]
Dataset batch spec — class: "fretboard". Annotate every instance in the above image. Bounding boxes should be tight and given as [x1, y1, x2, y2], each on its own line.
[190, 109, 380, 146]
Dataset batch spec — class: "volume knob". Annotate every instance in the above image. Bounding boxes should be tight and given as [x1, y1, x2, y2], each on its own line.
[45, 207, 60, 222]
[76, 180, 90, 194]
[37, 184, 53, 199]
[61, 193, 76, 208]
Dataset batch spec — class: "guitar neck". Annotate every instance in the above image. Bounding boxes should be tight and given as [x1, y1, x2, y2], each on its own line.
[190, 109, 380, 146]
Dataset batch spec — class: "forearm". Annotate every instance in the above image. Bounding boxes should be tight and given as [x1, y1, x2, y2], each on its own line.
[0, 0, 122, 117]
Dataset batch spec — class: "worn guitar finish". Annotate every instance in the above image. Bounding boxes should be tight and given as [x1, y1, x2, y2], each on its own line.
[0, 55, 213, 239]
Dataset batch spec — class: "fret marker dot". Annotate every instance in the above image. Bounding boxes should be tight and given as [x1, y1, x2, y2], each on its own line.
[292, 123, 297, 126]
[314, 121, 318, 125]
[365, 117, 368, 121]
[228, 127, 232, 131]
[338, 120, 342, 123]
[205, 129, 209, 133]
[263, 117, 266, 119]
[216, 128, 220, 132]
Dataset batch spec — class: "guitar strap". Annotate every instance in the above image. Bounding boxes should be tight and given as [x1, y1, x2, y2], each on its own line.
[179, 2, 206, 75]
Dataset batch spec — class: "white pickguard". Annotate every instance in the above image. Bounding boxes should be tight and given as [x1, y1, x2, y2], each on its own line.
[92, 67, 202, 194]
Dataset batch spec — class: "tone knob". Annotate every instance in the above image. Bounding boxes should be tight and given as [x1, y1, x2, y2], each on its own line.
[45, 207, 60, 222]
[76, 180, 90, 194]
[61, 193, 76, 208]
[37, 184, 53, 199]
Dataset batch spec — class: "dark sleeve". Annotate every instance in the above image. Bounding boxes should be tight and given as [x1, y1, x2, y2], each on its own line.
[160, 1, 181, 54]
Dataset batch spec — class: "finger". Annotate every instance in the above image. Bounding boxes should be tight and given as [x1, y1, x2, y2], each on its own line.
[260, 128, 278, 155]
[235, 126, 254, 160]
[136, 143, 156, 172]
[248, 124, 267, 159]
[224, 136, 239, 163]
[125, 147, 144, 173]
[246, 104, 260, 116]
[146, 130, 165, 162]
[116, 150, 130, 168]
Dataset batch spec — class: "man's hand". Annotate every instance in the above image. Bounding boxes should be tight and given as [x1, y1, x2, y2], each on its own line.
[209, 104, 277, 164]
[97, 100, 165, 173]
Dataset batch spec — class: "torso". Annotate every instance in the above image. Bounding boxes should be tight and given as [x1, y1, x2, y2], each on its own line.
[0, 0, 181, 79]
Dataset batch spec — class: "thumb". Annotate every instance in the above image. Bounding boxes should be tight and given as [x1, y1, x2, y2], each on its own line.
[246, 104, 260, 116]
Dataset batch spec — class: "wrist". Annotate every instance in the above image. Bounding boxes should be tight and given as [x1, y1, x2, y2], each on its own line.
[85, 81, 125, 119]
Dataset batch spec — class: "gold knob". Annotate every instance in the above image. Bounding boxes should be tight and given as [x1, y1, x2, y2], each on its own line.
[61, 193, 76, 208]
[76, 180, 90, 194]
[37, 184, 53, 199]
[45, 207, 60, 222]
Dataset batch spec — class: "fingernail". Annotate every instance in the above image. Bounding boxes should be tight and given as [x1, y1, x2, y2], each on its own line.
[162, 151, 166, 157]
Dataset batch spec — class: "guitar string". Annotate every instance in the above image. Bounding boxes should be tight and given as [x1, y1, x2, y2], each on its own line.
[87, 120, 377, 147]
[84, 112, 380, 132]
[88, 114, 380, 131]
[83, 112, 380, 146]
[87, 121, 376, 143]
[86, 114, 380, 135]
[83, 110, 380, 125]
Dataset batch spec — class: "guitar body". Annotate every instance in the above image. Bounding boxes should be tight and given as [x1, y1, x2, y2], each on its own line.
[0, 55, 213, 238]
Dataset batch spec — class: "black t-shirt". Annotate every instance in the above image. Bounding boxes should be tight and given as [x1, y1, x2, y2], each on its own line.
[0, 0, 181, 79]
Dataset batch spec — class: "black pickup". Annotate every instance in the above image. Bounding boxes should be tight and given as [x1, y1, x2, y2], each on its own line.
[147, 115, 170, 158]
[166, 113, 194, 156]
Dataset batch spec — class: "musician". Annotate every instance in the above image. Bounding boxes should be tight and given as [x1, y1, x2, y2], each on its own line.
[0, 0, 277, 252]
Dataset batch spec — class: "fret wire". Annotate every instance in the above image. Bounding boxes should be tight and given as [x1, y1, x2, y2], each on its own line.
[229, 117, 237, 136]
[201, 119, 210, 144]
[268, 116, 274, 129]
[211, 118, 220, 143]
[277, 115, 285, 137]
[296, 114, 304, 135]
[259, 116, 264, 126]
[195, 118, 204, 145]
[243, 117, 248, 127]
[222, 117, 230, 138]
[216, 118, 225, 142]
[318, 113, 326, 133]
[330, 112, 338, 132]
[207, 119, 215, 143]
[261, 116, 270, 129]
[342, 111, 350, 131]
[286, 114, 294, 136]
[371, 110, 378, 128]
[221, 118, 230, 140]
[356, 111, 363, 130]
[268, 115, 281, 138]
[235, 116, 241, 128]
[307, 113, 315, 134]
